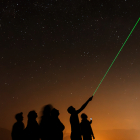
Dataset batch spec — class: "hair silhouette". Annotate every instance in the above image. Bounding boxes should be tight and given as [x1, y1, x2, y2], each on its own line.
[80, 113, 95, 140]
[67, 106, 76, 114]
[39, 104, 53, 140]
[24, 110, 40, 140]
[67, 96, 93, 140]
[51, 108, 65, 140]
[11, 112, 24, 140]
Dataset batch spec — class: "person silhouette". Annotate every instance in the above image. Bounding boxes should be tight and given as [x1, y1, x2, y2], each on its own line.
[39, 104, 53, 140]
[80, 113, 95, 140]
[67, 96, 93, 140]
[51, 108, 65, 140]
[11, 112, 25, 140]
[24, 110, 40, 140]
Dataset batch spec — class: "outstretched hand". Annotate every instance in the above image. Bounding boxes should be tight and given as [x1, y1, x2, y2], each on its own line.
[88, 96, 93, 101]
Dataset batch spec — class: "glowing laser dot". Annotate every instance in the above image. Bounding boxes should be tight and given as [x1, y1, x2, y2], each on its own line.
[93, 17, 140, 96]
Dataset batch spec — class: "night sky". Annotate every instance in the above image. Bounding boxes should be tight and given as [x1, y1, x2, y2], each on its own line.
[0, 0, 140, 137]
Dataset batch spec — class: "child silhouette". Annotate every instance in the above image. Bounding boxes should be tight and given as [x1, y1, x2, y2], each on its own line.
[80, 113, 95, 140]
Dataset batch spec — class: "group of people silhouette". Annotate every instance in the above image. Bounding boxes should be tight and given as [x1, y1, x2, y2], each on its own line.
[11, 96, 95, 140]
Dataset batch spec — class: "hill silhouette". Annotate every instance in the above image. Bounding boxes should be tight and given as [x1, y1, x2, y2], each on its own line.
[63, 129, 140, 140]
[94, 129, 140, 140]
[0, 127, 11, 140]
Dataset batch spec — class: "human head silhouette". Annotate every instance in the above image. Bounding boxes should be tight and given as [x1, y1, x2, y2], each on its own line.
[15, 112, 23, 122]
[67, 106, 76, 114]
[81, 113, 88, 120]
[42, 104, 53, 117]
[51, 108, 59, 117]
[28, 110, 37, 120]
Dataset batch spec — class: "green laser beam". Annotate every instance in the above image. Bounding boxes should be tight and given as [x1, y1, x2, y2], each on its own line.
[93, 17, 140, 96]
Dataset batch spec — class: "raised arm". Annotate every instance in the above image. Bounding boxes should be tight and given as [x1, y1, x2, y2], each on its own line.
[77, 96, 93, 114]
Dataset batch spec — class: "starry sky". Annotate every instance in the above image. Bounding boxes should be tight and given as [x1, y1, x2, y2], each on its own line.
[0, 0, 140, 136]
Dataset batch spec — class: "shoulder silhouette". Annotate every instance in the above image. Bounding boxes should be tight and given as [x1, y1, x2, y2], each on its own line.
[11, 112, 24, 140]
